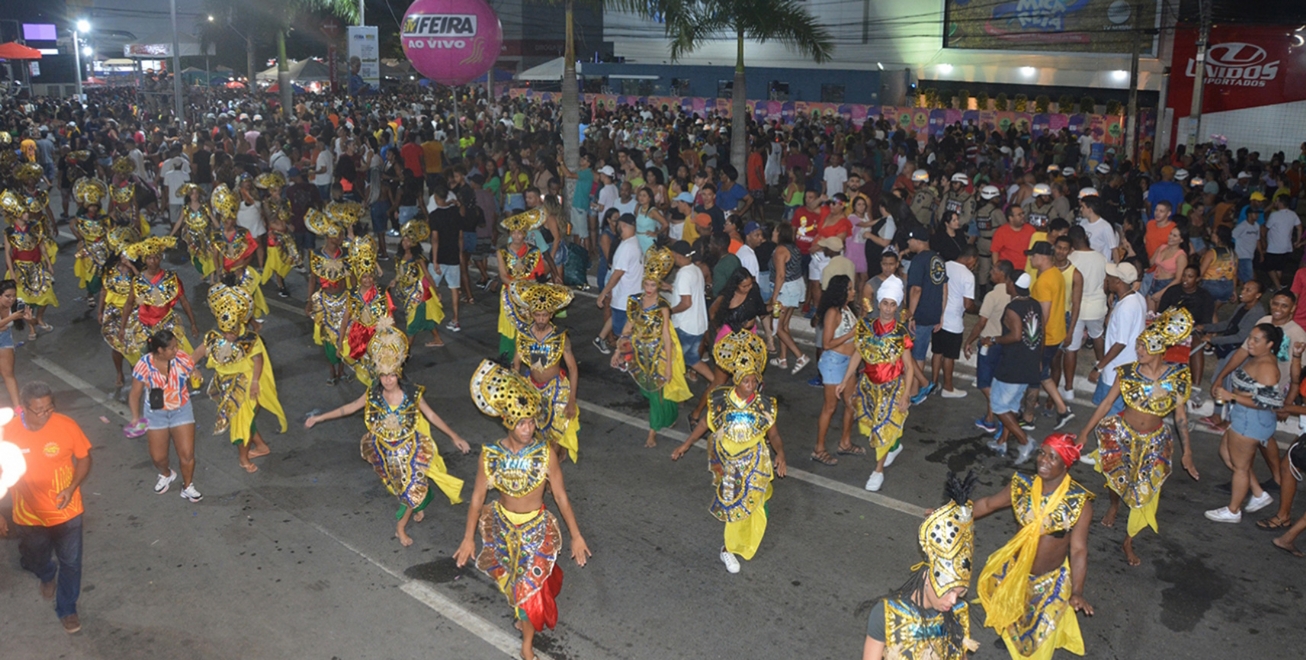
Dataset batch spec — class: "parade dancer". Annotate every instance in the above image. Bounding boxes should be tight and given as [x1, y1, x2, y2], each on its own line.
[1075, 307, 1199, 565]
[1, 190, 58, 338]
[168, 183, 216, 279]
[671, 329, 787, 573]
[108, 157, 150, 238]
[70, 177, 111, 299]
[512, 282, 581, 462]
[973, 434, 1095, 660]
[863, 472, 980, 660]
[257, 172, 299, 298]
[389, 219, 444, 348]
[838, 275, 915, 492]
[11, 162, 58, 256]
[305, 207, 352, 384]
[306, 319, 470, 546]
[339, 235, 394, 385]
[210, 184, 269, 319]
[613, 247, 692, 447]
[189, 282, 288, 473]
[457, 359, 590, 660]
[497, 208, 548, 358]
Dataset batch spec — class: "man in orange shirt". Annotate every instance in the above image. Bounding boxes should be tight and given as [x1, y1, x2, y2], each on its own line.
[991, 206, 1035, 271]
[0, 382, 93, 634]
[1144, 201, 1176, 259]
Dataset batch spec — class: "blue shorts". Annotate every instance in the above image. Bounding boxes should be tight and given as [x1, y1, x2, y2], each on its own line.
[0, 327, 14, 350]
[570, 207, 590, 238]
[1201, 279, 1234, 303]
[462, 231, 478, 254]
[370, 201, 390, 236]
[1230, 404, 1277, 444]
[819, 350, 851, 385]
[1238, 259, 1254, 285]
[428, 262, 461, 289]
[676, 328, 703, 367]
[398, 205, 420, 224]
[989, 379, 1029, 416]
[910, 324, 934, 361]
[145, 400, 195, 430]
[976, 343, 1002, 390]
[757, 271, 774, 301]
[1092, 377, 1125, 417]
[1039, 345, 1061, 381]
[612, 309, 628, 338]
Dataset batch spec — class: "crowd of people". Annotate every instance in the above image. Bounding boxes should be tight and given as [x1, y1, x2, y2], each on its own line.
[0, 83, 1305, 660]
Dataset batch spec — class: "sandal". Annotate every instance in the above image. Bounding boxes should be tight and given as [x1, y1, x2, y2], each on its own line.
[1272, 539, 1305, 557]
[791, 355, 810, 374]
[836, 445, 867, 456]
[769, 357, 788, 370]
[686, 412, 703, 430]
[810, 451, 838, 466]
[1257, 516, 1293, 531]
[37, 323, 53, 332]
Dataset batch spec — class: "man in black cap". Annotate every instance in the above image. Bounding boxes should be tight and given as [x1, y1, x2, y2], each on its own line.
[1025, 241, 1075, 431]
[905, 226, 946, 402]
[666, 241, 713, 381]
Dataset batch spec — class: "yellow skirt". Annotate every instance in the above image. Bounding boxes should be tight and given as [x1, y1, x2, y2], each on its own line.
[664, 330, 693, 403]
[74, 256, 96, 289]
[7, 262, 59, 308]
[260, 245, 294, 282]
[724, 481, 773, 560]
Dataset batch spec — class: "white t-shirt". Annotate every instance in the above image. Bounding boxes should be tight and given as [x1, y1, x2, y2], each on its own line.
[596, 183, 619, 216]
[736, 244, 759, 278]
[1101, 291, 1146, 385]
[1265, 209, 1300, 254]
[671, 265, 709, 335]
[610, 236, 645, 306]
[160, 156, 190, 198]
[941, 260, 974, 334]
[614, 197, 637, 217]
[313, 149, 333, 186]
[823, 165, 848, 196]
[1081, 218, 1118, 263]
[1067, 249, 1108, 321]
[269, 149, 292, 175]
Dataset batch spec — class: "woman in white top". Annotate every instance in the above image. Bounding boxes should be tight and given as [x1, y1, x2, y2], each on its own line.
[235, 174, 266, 267]
[812, 274, 861, 466]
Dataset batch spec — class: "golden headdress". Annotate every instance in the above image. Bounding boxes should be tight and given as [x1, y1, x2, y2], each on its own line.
[106, 226, 139, 255]
[512, 282, 574, 315]
[642, 246, 674, 283]
[366, 317, 410, 376]
[501, 207, 545, 233]
[0, 190, 24, 218]
[122, 235, 177, 261]
[74, 177, 109, 206]
[304, 208, 345, 238]
[326, 200, 365, 227]
[207, 282, 255, 334]
[175, 182, 203, 200]
[0, 131, 10, 145]
[1140, 306, 1194, 355]
[111, 156, 135, 176]
[111, 182, 135, 205]
[255, 171, 287, 191]
[917, 471, 977, 598]
[13, 162, 43, 183]
[210, 184, 238, 219]
[346, 235, 380, 278]
[68, 150, 92, 162]
[400, 219, 430, 244]
[712, 329, 768, 379]
[470, 359, 542, 429]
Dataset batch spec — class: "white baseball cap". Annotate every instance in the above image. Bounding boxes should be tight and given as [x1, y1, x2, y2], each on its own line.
[1015, 273, 1033, 289]
[598, 165, 615, 176]
[1095, 163, 1111, 174]
[1175, 168, 1189, 180]
[1105, 262, 1139, 284]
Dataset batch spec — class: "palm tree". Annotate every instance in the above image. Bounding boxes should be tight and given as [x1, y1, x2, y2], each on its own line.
[272, 1, 360, 117]
[617, 0, 832, 170]
[533, 0, 600, 204]
[199, 0, 265, 86]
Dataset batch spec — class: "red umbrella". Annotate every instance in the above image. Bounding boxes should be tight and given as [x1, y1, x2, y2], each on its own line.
[0, 42, 42, 60]
[225, 80, 246, 89]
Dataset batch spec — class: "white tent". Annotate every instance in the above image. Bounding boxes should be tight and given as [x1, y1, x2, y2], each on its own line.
[514, 57, 582, 82]
[255, 60, 333, 83]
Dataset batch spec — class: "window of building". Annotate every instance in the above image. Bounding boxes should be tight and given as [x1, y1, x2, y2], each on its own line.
[768, 81, 790, 101]
[619, 79, 655, 96]
[717, 80, 733, 98]
[821, 84, 845, 103]
[671, 78, 691, 96]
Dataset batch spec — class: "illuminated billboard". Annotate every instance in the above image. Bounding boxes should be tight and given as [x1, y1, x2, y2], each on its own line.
[944, 0, 1159, 55]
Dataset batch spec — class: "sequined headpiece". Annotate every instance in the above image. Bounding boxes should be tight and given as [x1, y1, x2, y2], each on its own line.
[68, 150, 92, 162]
[346, 235, 380, 278]
[642, 246, 674, 283]
[106, 226, 138, 255]
[0, 190, 25, 219]
[1140, 306, 1193, 355]
[366, 317, 410, 376]
[713, 330, 768, 379]
[512, 282, 574, 315]
[207, 282, 254, 333]
[111, 182, 135, 205]
[917, 471, 977, 598]
[304, 208, 343, 238]
[13, 162, 43, 183]
[122, 235, 177, 261]
[111, 156, 135, 176]
[326, 201, 365, 227]
[501, 207, 545, 232]
[74, 177, 109, 206]
[470, 359, 542, 428]
[175, 182, 203, 200]
[400, 219, 430, 244]
[255, 171, 286, 191]
[211, 184, 238, 219]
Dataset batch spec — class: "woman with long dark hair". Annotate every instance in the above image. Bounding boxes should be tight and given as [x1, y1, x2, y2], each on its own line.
[1208, 323, 1286, 524]
[766, 223, 809, 371]
[0, 279, 31, 407]
[811, 275, 861, 466]
[687, 266, 767, 428]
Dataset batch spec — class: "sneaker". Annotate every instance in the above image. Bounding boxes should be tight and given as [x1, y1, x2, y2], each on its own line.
[986, 439, 1009, 455]
[974, 417, 998, 434]
[864, 470, 885, 492]
[1014, 441, 1038, 465]
[992, 420, 1005, 439]
[153, 470, 177, 494]
[1079, 452, 1097, 466]
[1054, 410, 1076, 430]
[807, 376, 823, 388]
[884, 443, 904, 467]
[1060, 387, 1076, 402]
[910, 382, 935, 406]
[61, 613, 81, 634]
[592, 336, 611, 354]
[940, 387, 968, 399]
[720, 549, 740, 574]
[1019, 419, 1037, 431]
[1204, 506, 1242, 523]
[278, 287, 290, 298]
[791, 354, 810, 374]
[180, 483, 203, 503]
[446, 321, 462, 332]
[1245, 492, 1274, 513]
[386, 228, 401, 238]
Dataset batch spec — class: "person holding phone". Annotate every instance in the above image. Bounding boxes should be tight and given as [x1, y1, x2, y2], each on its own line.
[0, 279, 32, 407]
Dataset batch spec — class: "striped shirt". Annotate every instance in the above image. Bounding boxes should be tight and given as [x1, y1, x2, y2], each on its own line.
[132, 351, 196, 410]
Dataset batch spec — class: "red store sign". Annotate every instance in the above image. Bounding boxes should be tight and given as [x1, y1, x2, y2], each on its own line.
[1169, 25, 1306, 116]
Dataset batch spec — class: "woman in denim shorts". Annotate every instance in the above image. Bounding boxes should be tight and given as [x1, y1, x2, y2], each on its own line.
[812, 275, 860, 466]
[0, 279, 30, 408]
[128, 330, 202, 503]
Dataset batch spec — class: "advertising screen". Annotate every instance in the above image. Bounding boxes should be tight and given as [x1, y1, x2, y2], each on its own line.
[943, 0, 1158, 55]
[23, 24, 58, 42]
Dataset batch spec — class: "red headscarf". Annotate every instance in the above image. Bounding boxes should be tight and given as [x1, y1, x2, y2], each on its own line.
[1042, 433, 1082, 468]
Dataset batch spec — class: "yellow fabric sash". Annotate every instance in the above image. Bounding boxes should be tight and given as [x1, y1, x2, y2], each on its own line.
[416, 416, 465, 504]
[664, 330, 693, 402]
[978, 475, 1071, 632]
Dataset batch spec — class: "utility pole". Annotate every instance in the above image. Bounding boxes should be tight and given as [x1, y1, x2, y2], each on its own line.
[1187, 0, 1211, 151]
[1124, 0, 1142, 162]
[170, 0, 185, 129]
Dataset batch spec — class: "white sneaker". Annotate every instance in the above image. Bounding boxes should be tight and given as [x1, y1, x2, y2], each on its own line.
[1014, 441, 1038, 465]
[883, 444, 904, 467]
[179, 483, 203, 503]
[720, 550, 740, 574]
[865, 470, 885, 492]
[940, 388, 968, 399]
[1060, 387, 1076, 402]
[1245, 492, 1274, 513]
[1204, 507, 1242, 523]
[446, 321, 462, 332]
[153, 470, 177, 494]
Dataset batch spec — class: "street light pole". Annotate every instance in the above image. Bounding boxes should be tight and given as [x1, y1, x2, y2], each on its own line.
[170, 0, 186, 129]
[72, 24, 85, 101]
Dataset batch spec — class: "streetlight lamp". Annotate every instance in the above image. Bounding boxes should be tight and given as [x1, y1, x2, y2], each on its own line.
[72, 19, 90, 102]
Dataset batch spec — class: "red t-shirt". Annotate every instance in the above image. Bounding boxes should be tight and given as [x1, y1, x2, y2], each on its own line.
[6, 414, 92, 527]
[400, 143, 424, 178]
[792, 206, 829, 255]
[746, 152, 765, 192]
[816, 216, 853, 241]
[992, 223, 1036, 271]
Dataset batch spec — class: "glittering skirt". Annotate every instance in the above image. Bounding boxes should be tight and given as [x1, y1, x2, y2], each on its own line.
[710, 436, 774, 560]
[536, 374, 580, 463]
[853, 373, 908, 459]
[101, 301, 147, 360]
[1092, 415, 1172, 536]
[8, 259, 58, 308]
[994, 559, 1084, 660]
[477, 503, 564, 631]
[207, 356, 288, 446]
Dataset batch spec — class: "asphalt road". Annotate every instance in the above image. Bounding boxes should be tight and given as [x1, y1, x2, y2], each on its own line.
[1, 223, 1302, 660]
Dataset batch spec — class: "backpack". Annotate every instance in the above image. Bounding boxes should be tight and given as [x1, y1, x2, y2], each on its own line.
[563, 241, 590, 287]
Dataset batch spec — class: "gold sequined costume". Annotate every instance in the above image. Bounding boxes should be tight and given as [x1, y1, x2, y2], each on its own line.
[512, 283, 580, 462]
[851, 317, 911, 458]
[202, 283, 288, 445]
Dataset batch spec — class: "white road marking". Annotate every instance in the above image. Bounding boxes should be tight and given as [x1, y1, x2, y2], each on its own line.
[29, 355, 133, 420]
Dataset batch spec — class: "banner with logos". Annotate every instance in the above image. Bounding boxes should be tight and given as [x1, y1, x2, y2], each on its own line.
[347, 26, 380, 91]
[943, 0, 1159, 55]
[1169, 24, 1306, 117]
